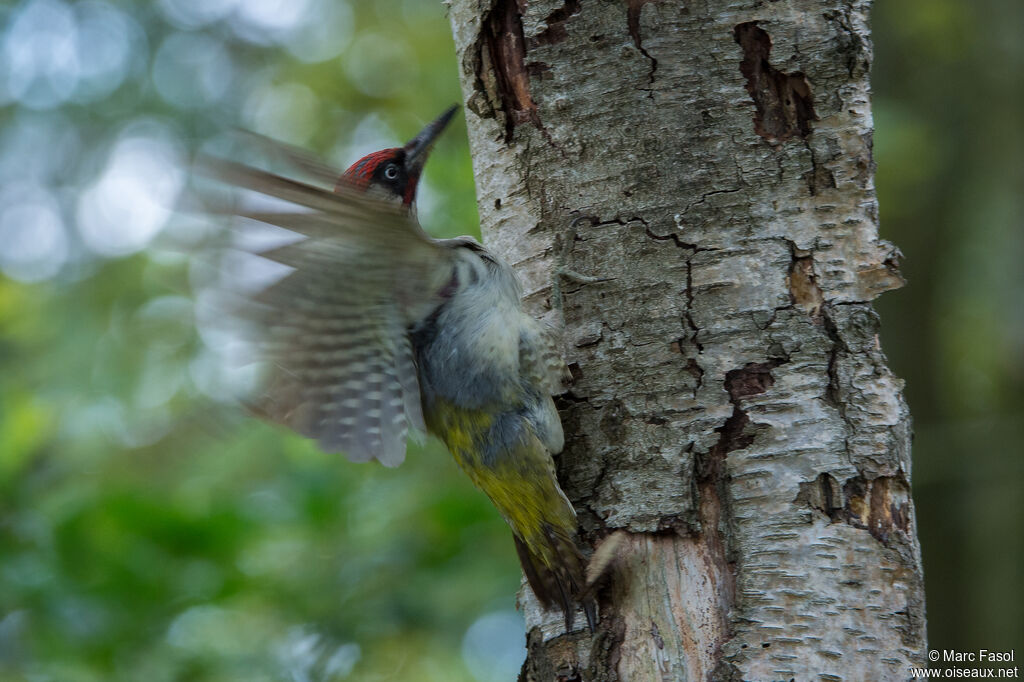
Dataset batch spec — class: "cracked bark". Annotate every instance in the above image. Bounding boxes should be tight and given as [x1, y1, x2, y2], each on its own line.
[448, 1, 925, 679]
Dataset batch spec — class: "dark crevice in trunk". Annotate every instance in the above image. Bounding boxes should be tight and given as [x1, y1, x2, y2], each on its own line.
[627, 0, 659, 97]
[734, 22, 817, 142]
[480, 0, 540, 143]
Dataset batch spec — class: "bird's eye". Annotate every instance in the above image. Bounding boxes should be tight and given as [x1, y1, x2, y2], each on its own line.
[383, 163, 399, 180]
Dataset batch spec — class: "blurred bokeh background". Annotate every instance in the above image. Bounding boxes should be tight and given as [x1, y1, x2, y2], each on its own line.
[0, 0, 1019, 680]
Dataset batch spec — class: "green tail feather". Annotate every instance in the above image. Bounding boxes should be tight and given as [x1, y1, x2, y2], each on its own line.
[513, 527, 597, 632]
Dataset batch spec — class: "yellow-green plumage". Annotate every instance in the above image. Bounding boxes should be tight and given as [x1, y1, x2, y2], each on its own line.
[426, 401, 575, 551]
[425, 399, 591, 630]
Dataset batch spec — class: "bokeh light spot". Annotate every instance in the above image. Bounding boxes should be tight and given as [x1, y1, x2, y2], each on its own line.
[1, 0, 79, 110]
[76, 126, 185, 257]
[229, 0, 311, 45]
[283, 0, 354, 63]
[0, 183, 69, 282]
[344, 32, 417, 98]
[242, 81, 320, 146]
[155, 0, 236, 30]
[72, 2, 140, 102]
[0, 112, 81, 184]
[461, 610, 525, 682]
[152, 31, 233, 110]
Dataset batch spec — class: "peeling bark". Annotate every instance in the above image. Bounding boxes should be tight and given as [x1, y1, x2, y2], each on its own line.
[448, 0, 925, 679]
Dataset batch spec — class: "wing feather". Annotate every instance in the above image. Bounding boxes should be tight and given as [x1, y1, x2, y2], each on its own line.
[200, 144, 451, 466]
[519, 319, 570, 455]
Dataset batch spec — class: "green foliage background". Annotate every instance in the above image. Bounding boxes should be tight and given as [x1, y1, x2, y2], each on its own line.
[0, 0, 1020, 679]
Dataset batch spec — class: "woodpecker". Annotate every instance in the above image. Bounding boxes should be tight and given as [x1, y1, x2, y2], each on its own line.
[205, 106, 596, 631]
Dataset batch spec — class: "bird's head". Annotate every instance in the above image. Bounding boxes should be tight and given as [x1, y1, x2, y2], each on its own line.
[338, 105, 458, 207]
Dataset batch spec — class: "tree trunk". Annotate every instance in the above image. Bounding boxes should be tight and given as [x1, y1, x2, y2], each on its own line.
[447, 1, 926, 679]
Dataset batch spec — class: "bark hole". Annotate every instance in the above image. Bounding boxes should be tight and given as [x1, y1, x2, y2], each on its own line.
[846, 473, 912, 544]
[797, 473, 912, 544]
[724, 361, 780, 400]
[481, 0, 540, 142]
[788, 254, 824, 317]
[734, 22, 817, 142]
[706, 360, 788, 484]
[796, 472, 845, 522]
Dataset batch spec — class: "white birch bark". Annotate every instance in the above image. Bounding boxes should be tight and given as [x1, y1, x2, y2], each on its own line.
[447, 1, 927, 679]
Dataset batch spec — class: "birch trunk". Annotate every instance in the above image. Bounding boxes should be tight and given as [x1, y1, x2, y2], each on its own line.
[447, 1, 927, 679]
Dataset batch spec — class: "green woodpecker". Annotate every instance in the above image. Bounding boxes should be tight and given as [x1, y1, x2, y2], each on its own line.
[206, 106, 596, 631]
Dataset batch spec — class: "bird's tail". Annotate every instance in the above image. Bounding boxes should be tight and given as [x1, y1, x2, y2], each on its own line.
[512, 523, 597, 632]
[426, 403, 596, 631]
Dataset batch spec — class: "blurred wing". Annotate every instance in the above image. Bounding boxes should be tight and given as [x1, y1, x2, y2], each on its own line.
[201, 154, 452, 467]
[230, 130, 351, 190]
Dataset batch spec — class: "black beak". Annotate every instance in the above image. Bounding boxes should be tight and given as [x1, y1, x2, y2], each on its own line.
[403, 104, 458, 172]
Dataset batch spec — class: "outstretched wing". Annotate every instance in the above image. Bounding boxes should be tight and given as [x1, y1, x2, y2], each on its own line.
[200, 152, 453, 467]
